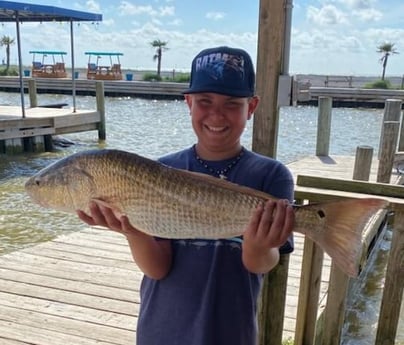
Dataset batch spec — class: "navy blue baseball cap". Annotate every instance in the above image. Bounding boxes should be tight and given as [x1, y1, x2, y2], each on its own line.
[183, 46, 256, 97]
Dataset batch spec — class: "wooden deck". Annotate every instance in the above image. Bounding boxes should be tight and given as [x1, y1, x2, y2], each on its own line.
[0, 77, 187, 99]
[0, 155, 398, 344]
[0, 106, 100, 141]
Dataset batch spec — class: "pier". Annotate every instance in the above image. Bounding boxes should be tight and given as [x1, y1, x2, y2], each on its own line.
[0, 155, 402, 344]
[0, 79, 106, 154]
[0, 76, 187, 99]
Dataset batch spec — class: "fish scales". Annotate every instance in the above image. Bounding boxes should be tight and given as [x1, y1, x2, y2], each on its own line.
[25, 149, 389, 277]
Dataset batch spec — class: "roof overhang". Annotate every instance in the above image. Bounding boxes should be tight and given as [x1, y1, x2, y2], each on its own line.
[0, 1, 102, 22]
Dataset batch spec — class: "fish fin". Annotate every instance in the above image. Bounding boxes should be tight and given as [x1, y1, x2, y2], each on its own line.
[296, 198, 389, 277]
[91, 198, 125, 219]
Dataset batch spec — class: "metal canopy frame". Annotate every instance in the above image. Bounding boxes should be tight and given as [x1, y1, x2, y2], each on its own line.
[0, 1, 102, 117]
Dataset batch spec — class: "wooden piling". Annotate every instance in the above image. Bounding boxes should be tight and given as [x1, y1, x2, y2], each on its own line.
[316, 96, 332, 156]
[377, 121, 400, 183]
[375, 206, 404, 345]
[28, 79, 38, 107]
[321, 265, 349, 345]
[382, 99, 402, 122]
[379, 99, 402, 159]
[353, 145, 373, 181]
[258, 255, 290, 345]
[96, 81, 106, 141]
[253, 0, 286, 159]
[294, 237, 324, 345]
[398, 109, 404, 152]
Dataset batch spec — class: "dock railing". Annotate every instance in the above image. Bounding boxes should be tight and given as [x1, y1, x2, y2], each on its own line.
[258, 96, 404, 345]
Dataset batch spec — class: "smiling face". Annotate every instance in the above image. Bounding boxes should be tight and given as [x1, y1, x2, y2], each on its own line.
[185, 93, 259, 160]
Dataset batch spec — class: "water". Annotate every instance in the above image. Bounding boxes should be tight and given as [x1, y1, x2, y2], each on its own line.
[0, 91, 402, 343]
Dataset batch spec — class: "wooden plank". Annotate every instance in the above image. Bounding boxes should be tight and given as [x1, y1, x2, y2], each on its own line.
[52, 111, 100, 128]
[0, 291, 136, 329]
[310, 87, 404, 101]
[0, 117, 53, 128]
[0, 267, 139, 302]
[0, 304, 135, 344]
[0, 126, 55, 140]
[294, 238, 324, 345]
[0, 279, 138, 315]
[0, 319, 119, 345]
[375, 209, 404, 344]
[0, 253, 142, 291]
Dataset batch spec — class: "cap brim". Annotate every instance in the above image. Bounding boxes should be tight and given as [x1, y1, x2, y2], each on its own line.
[182, 86, 253, 98]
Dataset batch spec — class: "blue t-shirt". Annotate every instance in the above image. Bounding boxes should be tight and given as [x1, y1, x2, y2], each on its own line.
[137, 146, 294, 345]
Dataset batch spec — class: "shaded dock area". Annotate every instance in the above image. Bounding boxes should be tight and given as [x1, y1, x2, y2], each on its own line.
[0, 80, 106, 153]
[0, 155, 402, 344]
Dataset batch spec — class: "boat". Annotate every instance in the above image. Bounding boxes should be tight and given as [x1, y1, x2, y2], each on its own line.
[85, 51, 123, 80]
[29, 50, 67, 78]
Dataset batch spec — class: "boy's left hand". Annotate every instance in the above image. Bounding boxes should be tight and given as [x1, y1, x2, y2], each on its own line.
[243, 199, 294, 251]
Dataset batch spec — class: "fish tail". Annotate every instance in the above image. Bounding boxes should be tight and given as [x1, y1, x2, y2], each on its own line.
[295, 198, 389, 277]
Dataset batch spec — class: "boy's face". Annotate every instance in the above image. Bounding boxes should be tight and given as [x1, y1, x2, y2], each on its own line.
[184, 93, 259, 154]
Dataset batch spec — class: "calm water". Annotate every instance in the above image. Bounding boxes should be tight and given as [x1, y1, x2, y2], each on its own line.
[0, 91, 402, 343]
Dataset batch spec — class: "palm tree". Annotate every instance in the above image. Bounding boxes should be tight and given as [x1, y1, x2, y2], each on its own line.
[0, 35, 15, 71]
[377, 42, 399, 80]
[150, 39, 168, 77]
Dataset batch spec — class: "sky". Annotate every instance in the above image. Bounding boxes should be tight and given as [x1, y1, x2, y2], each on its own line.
[0, 0, 403, 76]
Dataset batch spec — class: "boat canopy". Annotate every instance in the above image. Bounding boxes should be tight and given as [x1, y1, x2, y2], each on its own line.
[29, 50, 67, 55]
[85, 52, 124, 56]
[0, 1, 102, 22]
[0, 0, 102, 117]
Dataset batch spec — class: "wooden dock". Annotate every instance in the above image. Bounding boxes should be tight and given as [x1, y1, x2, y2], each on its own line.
[0, 106, 100, 139]
[0, 155, 399, 344]
[0, 76, 187, 99]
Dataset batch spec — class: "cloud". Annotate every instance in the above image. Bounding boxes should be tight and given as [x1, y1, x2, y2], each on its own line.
[307, 4, 348, 25]
[117, 1, 174, 17]
[205, 12, 226, 21]
[85, 0, 101, 13]
[353, 8, 382, 21]
[118, 2, 155, 16]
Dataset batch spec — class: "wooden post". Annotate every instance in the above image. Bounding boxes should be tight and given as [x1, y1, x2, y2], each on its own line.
[258, 255, 290, 345]
[294, 238, 323, 345]
[28, 79, 37, 107]
[320, 264, 350, 345]
[353, 145, 373, 181]
[5, 138, 23, 154]
[253, 2, 291, 343]
[398, 108, 404, 152]
[95, 81, 106, 141]
[252, 0, 286, 158]
[316, 96, 332, 156]
[375, 206, 404, 345]
[382, 99, 402, 121]
[377, 121, 400, 183]
[379, 99, 402, 158]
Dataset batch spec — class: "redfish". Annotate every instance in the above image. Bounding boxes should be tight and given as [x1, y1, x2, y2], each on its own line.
[25, 149, 388, 277]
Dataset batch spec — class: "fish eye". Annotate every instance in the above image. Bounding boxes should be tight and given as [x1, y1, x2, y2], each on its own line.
[317, 209, 326, 218]
[34, 178, 41, 186]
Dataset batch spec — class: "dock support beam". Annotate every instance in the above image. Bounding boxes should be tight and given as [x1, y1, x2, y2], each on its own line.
[96, 81, 106, 141]
[316, 96, 332, 156]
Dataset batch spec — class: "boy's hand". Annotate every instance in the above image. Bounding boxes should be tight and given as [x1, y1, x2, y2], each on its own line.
[242, 199, 294, 273]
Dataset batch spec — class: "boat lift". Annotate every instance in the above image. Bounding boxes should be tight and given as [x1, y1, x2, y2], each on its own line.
[29, 50, 67, 78]
[85, 51, 123, 80]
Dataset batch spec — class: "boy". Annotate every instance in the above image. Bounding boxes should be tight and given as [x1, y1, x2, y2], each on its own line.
[78, 46, 295, 344]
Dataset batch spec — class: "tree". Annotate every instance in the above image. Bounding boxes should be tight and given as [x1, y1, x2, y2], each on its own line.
[0, 35, 15, 70]
[150, 39, 168, 77]
[377, 42, 398, 80]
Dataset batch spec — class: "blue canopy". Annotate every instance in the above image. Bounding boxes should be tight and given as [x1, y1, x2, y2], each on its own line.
[85, 52, 124, 56]
[29, 50, 68, 55]
[0, 1, 102, 117]
[0, 1, 102, 22]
